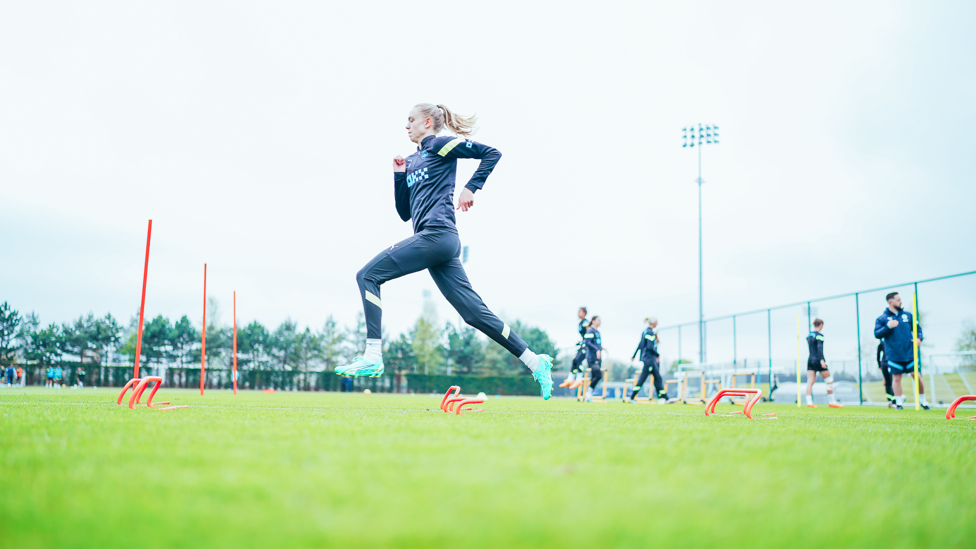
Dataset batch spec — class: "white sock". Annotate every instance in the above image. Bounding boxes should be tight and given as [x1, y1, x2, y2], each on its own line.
[519, 349, 540, 373]
[919, 394, 928, 406]
[363, 338, 383, 363]
[896, 395, 906, 406]
[828, 393, 837, 404]
[806, 395, 813, 405]
[585, 388, 593, 398]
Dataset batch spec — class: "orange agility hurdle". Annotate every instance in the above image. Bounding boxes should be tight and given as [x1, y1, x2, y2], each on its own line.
[127, 376, 165, 409]
[946, 395, 976, 420]
[440, 386, 461, 411]
[117, 378, 142, 405]
[705, 388, 773, 420]
[443, 396, 467, 413]
[455, 398, 485, 415]
[117, 377, 172, 409]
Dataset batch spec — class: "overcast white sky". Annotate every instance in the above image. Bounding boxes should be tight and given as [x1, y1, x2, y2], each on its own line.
[2, 1, 974, 366]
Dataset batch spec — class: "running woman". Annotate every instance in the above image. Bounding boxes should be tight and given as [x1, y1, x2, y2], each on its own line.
[874, 292, 928, 410]
[560, 307, 589, 389]
[805, 319, 843, 408]
[583, 316, 603, 402]
[625, 317, 667, 404]
[335, 104, 554, 398]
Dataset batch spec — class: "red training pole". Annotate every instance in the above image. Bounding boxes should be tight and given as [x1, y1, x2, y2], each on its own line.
[201, 263, 207, 396]
[134, 220, 152, 380]
[233, 290, 238, 395]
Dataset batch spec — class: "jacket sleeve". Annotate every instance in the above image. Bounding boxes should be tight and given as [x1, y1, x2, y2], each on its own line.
[916, 318, 923, 342]
[874, 316, 891, 339]
[633, 335, 644, 359]
[817, 337, 824, 362]
[435, 137, 501, 193]
[394, 172, 411, 222]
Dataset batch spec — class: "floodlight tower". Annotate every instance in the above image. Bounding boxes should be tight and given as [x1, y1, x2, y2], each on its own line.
[682, 124, 720, 364]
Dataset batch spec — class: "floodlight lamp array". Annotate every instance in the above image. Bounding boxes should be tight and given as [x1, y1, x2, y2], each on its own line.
[682, 124, 720, 147]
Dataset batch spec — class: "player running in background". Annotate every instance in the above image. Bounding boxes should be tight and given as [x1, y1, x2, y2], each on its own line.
[625, 317, 668, 404]
[874, 292, 929, 410]
[805, 319, 843, 408]
[583, 316, 603, 402]
[54, 366, 63, 388]
[46, 366, 54, 388]
[335, 104, 554, 399]
[76, 368, 85, 389]
[878, 342, 895, 408]
[560, 307, 589, 389]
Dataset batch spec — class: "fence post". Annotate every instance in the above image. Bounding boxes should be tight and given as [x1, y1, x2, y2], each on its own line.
[678, 325, 682, 363]
[767, 309, 772, 397]
[856, 292, 863, 405]
[733, 315, 737, 367]
[914, 282, 921, 373]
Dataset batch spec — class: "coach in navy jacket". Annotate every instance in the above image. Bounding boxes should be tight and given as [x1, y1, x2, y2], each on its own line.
[873, 291, 928, 409]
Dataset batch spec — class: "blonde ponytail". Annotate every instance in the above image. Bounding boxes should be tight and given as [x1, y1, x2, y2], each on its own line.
[414, 103, 478, 136]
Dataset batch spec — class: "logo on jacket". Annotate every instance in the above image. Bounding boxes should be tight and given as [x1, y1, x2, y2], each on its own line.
[421, 151, 428, 159]
[902, 314, 908, 322]
[406, 167, 428, 188]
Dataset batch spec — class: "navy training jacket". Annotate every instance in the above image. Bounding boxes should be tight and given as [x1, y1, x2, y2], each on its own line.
[393, 134, 502, 233]
[632, 328, 659, 359]
[874, 308, 923, 363]
[584, 328, 602, 360]
[578, 318, 591, 340]
[806, 331, 825, 363]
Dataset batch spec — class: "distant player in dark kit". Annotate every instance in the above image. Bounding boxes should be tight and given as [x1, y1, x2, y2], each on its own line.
[560, 307, 590, 390]
[76, 368, 86, 389]
[625, 317, 668, 404]
[805, 318, 843, 408]
[335, 103, 554, 399]
[877, 342, 895, 408]
[583, 316, 603, 402]
[874, 292, 928, 410]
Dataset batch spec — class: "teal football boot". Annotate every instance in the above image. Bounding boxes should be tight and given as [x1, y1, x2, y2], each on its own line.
[336, 357, 385, 378]
[533, 354, 554, 400]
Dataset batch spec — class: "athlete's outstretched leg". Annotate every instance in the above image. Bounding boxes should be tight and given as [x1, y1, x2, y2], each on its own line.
[584, 363, 602, 401]
[630, 361, 652, 400]
[340, 231, 455, 377]
[650, 358, 667, 400]
[428, 254, 554, 399]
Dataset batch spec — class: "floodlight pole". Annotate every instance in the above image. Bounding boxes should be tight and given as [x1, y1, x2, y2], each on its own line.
[683, 124, 719, 364]
[697, 145, 703, 364]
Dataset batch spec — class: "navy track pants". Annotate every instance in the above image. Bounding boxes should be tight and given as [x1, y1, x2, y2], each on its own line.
[356, 227, 528, 358]
[631, 355, 665, 398]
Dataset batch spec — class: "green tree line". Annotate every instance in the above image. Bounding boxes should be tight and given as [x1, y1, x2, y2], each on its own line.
[0, 300, 559, 381]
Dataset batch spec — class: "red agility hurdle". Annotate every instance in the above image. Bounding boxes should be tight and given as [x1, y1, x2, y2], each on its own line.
[117, 376, 173, 410]
[455, 398, 485, 415]
[440, 386, 461, 411]
[946, 395, 976, 420]
[705, 388, 773, 419]
[439, 386, 487, 415]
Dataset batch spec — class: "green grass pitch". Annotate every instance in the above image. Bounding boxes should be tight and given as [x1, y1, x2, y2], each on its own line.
[1, 388, 974, 548]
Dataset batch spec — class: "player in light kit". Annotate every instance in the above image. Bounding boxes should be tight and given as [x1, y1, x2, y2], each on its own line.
[335, 103, 554, 399]
[805, 318, 843, 408]
[560, 307, 589, 389]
